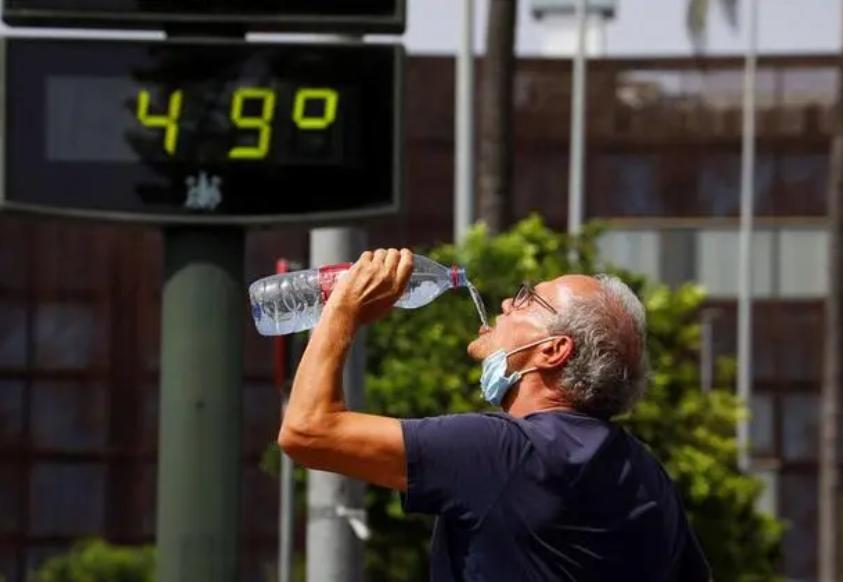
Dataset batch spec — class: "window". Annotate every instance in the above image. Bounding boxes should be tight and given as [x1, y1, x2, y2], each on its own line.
[597, 230, 660, 282]
[30, 382, 108, 452]
[591, 154, 662, 217]
[0, 465, 21, 533]
[29, 463, 105, 536]
[779, 228, 828, 298]
[0, 382, 25, 443]
[781, 394, 819, 462]
[0, 548, 19, 582]
[696, 230, 774, 298]
[750, 393, 775, 457]
[776, 154, 828, 215]
[34, 303, 103, 370]
[0, 303, 27, 368]
[780, 472, 819, 580]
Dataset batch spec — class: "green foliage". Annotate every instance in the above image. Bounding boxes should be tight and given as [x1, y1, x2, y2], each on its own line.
[686, 0, 738, 50]
[32, 540, 154, 582]
[364, 216, 783, 582]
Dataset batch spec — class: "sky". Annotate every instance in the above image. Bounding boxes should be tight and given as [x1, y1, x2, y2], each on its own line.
[403, 0, 842, 56]
[0, 0, 838, 56]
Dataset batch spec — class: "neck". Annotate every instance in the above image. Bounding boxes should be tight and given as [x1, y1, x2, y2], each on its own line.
[502, 375, 574, 419]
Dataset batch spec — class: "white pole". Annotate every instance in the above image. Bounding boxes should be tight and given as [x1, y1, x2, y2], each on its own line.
[736, 0, 759, 473]
[279, 392, 295, 582]
[567, 0, 588, 240]
[700, 308, 716, 393]
[305, 35, 369, 582]
[307, 227, 368, 582]
[454, 0, 475, 242]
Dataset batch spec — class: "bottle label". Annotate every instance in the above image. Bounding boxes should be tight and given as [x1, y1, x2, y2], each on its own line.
[318, 263, 353, 302]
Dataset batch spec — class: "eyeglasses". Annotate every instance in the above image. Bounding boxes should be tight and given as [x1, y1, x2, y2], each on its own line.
[512, 282, 558, 315]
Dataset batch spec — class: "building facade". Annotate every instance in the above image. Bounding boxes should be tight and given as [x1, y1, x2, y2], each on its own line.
[0, 54, 836, 581]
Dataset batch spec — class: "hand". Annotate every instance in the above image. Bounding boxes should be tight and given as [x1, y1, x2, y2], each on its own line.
[326, 248, 414, 328]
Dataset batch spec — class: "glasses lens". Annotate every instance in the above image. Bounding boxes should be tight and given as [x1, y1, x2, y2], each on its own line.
[513, 284, 530, 309]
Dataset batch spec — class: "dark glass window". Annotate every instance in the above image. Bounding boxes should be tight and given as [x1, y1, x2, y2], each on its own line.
[781, 394, 819, 462]
[34, 303, 102, 370]
[0, 549, 19, 582]
[0, 303, 27, 368]
[591, 154, 662, 216]
[29, 463, 105, 536]
[750, 393, 775, 457]
[780, 472, 818, 580]
[0, 465, 22, 533]
[0, 382, 25, 443]
[30, 382, 108, 452]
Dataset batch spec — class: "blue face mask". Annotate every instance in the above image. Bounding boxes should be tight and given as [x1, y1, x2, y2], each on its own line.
[480, 336, 563, 406]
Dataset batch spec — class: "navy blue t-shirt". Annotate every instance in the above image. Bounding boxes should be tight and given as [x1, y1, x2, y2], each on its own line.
[400, 410, 711, 582]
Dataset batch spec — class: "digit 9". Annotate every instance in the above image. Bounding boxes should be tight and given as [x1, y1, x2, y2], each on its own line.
[135, 86, 341, 159]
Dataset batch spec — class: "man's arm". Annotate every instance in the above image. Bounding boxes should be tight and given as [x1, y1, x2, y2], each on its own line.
[277, 249, 413, 491]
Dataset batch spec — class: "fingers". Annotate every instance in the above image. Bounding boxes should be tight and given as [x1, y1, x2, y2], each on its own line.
[395, 249, 414, 293]
[354, 250, 373, 270]
[372, 248, 387, 265]
[383, 248, 400, 273]
[354, 248, 411, 292]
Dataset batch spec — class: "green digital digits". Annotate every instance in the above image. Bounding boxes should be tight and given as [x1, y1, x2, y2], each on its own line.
[293, 88, 339, 130]
[136, 89, 183, 155]
[228, 87, 277, 160]
[135, 86, 340, 159]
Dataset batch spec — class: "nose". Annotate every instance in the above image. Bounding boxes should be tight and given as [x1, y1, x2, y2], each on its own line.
[501, 297, 513, 314]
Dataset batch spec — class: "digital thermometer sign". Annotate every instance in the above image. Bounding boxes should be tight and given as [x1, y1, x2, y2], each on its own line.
[2, 0, 406, 34]
[1, 38, 405, 224]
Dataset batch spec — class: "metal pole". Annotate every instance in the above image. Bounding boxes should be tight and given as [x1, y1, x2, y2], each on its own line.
[818, 2, 843, 577]
[279, 421, 295, 582]
[156, 228, 244, 582]
[276, 260, 295, 582]
[700, 308, 716, 393]
[736, 0, 759, 473]
[567, 0, 588, 240]
[454, 0, 476, 242]
[306, 227, 368, 582]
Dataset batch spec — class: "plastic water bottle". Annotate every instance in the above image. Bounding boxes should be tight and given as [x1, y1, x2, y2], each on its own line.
[249, 254, 472, 336]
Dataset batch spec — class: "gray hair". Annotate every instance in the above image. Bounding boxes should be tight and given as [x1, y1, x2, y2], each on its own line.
[544, 274, 649, 418]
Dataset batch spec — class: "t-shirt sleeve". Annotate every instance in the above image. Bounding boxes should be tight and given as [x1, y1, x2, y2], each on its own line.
[400, 413, 528, 520]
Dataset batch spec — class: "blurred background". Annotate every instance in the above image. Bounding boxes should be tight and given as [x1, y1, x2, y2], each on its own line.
[0, 0, 840, 581]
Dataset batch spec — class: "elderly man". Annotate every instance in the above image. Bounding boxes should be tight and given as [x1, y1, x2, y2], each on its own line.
[279, 248, 711, 582]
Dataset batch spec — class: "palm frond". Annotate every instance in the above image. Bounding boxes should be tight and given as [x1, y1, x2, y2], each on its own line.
[718, 0, 739, 28]
[686, 0, 709, 52]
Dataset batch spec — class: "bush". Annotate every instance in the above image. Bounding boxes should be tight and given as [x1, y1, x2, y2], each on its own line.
[363, 216, 783, 582]
[32, 540, 155, 582]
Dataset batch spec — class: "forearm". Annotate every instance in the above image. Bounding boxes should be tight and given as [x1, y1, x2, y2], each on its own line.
[281, 304, 357, 438]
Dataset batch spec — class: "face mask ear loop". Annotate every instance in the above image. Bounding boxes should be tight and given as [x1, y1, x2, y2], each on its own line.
[505, 335, 565, 358]
[506, 335, 566, 381]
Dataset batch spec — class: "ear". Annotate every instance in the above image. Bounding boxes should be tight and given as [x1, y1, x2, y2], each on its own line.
[537, 336, 573, 369]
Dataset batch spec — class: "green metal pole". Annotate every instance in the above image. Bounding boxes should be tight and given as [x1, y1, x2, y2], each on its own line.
[156, 228, 244, 582]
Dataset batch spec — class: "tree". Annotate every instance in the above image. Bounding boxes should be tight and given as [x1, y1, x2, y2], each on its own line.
[363, 217, 783, 581]
[477, 0, 518, 234]
[686, 0, 738, 51]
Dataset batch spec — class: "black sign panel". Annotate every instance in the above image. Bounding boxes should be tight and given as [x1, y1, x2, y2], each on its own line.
[2, 0, 406, 34]
[2, 38, 404, 225]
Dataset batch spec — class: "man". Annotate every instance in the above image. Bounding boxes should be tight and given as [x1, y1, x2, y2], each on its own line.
[279, 248, 711, 581]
